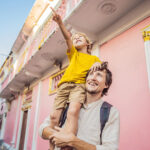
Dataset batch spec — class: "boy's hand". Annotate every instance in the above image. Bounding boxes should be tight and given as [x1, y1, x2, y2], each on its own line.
[90, 62, 102, 72]
[50, 7, 62, 25]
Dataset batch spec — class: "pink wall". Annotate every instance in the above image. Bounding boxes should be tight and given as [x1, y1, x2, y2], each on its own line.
[100, 17, 150, 150]
[4, 97, 18, 144]
[36, 78, 56, 150]
[26, 84, 39, 150]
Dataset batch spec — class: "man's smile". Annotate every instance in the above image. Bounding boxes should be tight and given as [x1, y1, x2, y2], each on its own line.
[87, 80, 99, 87]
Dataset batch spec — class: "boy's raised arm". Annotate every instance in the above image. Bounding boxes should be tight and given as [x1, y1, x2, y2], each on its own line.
[51, 7, 73, 52]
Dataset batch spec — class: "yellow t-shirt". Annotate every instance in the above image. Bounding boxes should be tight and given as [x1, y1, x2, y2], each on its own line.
[58, 45, 102, 87]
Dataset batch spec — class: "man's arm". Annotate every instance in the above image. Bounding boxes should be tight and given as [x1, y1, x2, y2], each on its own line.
[42, 127, 56, 139]
[50, 127, 96, 150]
[39, 117, 54, 140]
[68, 136, 96, 150]
[51, 7, 73, 52]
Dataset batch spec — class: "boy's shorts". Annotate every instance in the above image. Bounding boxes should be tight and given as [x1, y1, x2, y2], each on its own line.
[54, 82, 86, 110]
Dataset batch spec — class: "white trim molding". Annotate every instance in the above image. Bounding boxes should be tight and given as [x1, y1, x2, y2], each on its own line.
[143, 27, 150, 90]
[0, 113, 7, 139]
[16, 110, 24, 150]
[11, 96, 21, 147]
[91, 43, 100, 58]
[31, 82, 42, 150]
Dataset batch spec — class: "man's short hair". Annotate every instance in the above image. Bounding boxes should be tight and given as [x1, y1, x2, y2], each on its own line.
[86, 62, 112, 96]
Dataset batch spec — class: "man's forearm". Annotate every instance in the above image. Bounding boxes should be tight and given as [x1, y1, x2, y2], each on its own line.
[68, 136, 96, 150]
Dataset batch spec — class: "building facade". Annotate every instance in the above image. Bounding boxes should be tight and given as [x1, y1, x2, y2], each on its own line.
[0, 0, 150, 150]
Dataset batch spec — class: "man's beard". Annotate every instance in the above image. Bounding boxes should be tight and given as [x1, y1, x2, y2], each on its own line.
[86, 88, 99, 95]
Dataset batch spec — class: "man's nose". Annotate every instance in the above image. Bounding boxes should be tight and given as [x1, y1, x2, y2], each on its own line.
[93, 72, 100, 80]
[90, 73, 97, 80]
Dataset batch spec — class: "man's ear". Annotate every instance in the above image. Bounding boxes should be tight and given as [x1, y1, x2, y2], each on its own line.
[105, 84, 109, 88]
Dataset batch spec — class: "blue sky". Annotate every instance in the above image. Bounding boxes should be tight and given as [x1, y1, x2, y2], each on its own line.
[0, 0, 35, 68]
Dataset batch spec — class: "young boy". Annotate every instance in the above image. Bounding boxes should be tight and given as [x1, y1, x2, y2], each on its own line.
[50, 7, 102, 150]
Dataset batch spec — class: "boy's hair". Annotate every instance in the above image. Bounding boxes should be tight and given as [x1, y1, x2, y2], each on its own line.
[71, 32, 92, 54]
[86, 62, 112, 97]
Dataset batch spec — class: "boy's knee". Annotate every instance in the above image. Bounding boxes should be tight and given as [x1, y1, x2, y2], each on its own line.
[50, 109, 62, 124]
[50, 112, 59, 123]
[50, 113, 56, 120]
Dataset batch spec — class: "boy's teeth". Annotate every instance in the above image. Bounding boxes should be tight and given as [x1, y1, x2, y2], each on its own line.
[90, 83, 95, 86]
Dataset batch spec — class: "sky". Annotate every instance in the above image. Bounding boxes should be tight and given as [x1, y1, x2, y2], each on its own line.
[0, 0, 35, 68]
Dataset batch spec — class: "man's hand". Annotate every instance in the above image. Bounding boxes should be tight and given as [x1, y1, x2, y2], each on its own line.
[42, 126, 57, 140]
[49, 126, 75, 148]
[90, 62, 102, 72]
[50, 7, 62, 25]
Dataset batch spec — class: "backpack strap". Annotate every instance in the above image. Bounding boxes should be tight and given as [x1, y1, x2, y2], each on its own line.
[59, 104, 69, 127]
[100, 101, 112, 145]
[59, 101, 112, 145]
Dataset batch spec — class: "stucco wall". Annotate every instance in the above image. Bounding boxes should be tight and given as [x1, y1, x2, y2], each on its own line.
[36, 78, 56, 150]
[25, 84, 38, 150]
[100, 17, 150, 150]
[4, 97, 18, 144]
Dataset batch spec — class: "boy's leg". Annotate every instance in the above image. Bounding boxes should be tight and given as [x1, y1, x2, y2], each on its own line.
[61, 83, 85, 150]
[63, 102, 81, 133]
[65, 83, 85, 134]
[61, 102, 81, 150]
[50, 108, 63, 128]
[50, 108, 63, 150]
[49, 83, 70, 150]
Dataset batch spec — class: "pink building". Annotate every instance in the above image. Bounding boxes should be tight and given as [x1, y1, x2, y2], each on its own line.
[0, 0, 150, 150]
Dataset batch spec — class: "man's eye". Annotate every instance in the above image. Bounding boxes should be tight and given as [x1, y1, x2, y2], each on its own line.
[97, 73, 102, 76]
[89, 72, 93, 75]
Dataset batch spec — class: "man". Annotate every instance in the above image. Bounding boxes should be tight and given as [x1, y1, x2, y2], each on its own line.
[39, 62, 120, 150]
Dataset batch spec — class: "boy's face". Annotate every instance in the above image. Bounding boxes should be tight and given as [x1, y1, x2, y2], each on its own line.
[72, 34, 88, 49]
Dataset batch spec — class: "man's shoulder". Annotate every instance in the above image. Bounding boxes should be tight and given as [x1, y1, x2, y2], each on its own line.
[109, 105, 120, 121]
[102, 101, 120, 117]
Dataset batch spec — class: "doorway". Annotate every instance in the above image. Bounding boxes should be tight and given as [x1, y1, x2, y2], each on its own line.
[19, 110, 28, 150]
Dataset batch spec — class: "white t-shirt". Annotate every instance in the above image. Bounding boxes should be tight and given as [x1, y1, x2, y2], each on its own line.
[39, 99, 120, 150]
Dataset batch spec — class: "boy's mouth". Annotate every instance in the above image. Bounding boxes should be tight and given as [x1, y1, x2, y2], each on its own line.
[76, 40, 82, 43]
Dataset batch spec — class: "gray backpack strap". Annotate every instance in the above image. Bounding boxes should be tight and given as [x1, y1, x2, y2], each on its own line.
[100, 101, 112, 145]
